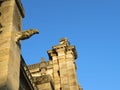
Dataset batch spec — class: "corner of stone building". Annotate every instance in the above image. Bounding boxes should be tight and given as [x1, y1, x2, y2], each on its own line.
[0, 0, 24, 90]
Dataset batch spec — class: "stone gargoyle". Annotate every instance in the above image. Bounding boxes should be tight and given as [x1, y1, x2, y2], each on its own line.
[15, 29, 39, 42]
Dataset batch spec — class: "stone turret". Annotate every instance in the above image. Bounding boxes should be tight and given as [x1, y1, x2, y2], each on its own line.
[47, 38, 80, 90]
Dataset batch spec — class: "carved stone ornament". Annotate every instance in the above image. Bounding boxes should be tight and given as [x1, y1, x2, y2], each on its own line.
[60, 38, 70, 46]
[15, 29, 39, 42]
[35, 75, 51, 84]
[40, 57, 47, 69]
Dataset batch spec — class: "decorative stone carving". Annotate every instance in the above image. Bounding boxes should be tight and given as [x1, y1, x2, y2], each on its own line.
[34, 75, 52, 84]
[15, 29, 39, 42]
[40, 57, 47, 75]
[60, 38, 70, 46]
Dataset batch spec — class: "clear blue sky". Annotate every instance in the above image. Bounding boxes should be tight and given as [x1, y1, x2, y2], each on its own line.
[21, 0, 120, 90]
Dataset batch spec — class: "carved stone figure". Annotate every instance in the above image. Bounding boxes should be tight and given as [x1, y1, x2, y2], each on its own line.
[40, 57, 47, 75]
[16, 29, 39, 42]
[60, 38, 70, 46]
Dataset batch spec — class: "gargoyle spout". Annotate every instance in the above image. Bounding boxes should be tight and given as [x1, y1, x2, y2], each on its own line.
[16, 29, 39, 42]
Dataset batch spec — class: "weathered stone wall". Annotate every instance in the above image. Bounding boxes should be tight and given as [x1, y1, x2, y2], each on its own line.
[37, 82, 53, 90]
[0, 0, 24, 89]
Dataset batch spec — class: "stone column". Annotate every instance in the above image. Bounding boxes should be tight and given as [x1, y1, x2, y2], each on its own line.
[48, 50, 61, 90]
[56, 48, 70, 90]
[66, 46, 79, 90]
[0, 0, 24, 89]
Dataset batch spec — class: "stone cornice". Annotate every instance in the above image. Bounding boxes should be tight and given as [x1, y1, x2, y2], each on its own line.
[28, 63, 41, 70]
[28, 60, 53, 70]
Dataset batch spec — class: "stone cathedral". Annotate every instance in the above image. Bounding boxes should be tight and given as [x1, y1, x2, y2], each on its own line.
[0, 0, 82, 90]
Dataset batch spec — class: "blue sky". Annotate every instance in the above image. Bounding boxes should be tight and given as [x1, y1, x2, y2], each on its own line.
[21, 0, 120, 90]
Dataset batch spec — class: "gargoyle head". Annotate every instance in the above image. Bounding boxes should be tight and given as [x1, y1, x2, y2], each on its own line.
[29, 29, 39, 34]
[15, 29, 39, 43]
